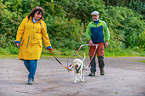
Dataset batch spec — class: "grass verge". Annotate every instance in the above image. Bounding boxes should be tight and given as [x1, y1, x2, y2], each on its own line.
[0, 46, 145, 59]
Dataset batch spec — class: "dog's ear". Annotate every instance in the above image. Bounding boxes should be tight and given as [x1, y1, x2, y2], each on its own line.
[70, 64, 73, 67]
[75, 64, 79, 69]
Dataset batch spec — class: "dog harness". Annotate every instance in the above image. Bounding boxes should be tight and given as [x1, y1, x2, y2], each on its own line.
[76, 65, 81, 73]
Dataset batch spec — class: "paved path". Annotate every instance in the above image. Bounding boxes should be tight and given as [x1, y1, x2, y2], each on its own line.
[0, 57, 145, 96]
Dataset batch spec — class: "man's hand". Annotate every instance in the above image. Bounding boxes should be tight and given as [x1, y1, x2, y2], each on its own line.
[16, 43, 20, 48]
[89, 40, 96, 46]
[48, 48, 54, 52]
[105, 42, 109, 47]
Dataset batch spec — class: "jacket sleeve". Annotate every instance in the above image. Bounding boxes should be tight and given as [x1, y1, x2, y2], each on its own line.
[41, 21, 52, 49]
[103, 21, 110, 42]
[86, 23, 91, 41]
[15, 17, 28, 43]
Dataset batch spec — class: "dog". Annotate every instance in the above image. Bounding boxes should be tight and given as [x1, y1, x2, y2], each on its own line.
[69, 53, 86, 83]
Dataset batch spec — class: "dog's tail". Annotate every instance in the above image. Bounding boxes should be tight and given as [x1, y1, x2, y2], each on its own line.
[83, 53, 86, 61]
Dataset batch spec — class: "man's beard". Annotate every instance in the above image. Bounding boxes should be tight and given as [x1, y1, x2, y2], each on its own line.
[93, 19, 98, 21]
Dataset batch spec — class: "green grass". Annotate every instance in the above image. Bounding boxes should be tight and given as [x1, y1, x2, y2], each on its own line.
[0, 46, 19, 59]
[0, 46, 145, 59]
[0, 54, 18, 59]
[136, 60, 145, 63]
[104, 48, 145, 57]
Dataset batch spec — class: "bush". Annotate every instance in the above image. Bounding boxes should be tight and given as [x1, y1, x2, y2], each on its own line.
[101, 6, 145, 49]
[0, 0, 145, 54]
[46, 15, 86, 50]
[56, 0, 105, 23]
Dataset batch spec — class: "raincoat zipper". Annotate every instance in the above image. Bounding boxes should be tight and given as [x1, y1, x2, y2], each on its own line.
[26, 36, 30, 49]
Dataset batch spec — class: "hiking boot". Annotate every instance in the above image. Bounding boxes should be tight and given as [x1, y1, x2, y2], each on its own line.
[100, 68, 105, 76]
[88, 73, 95, 76]
[28, 78, 33, 85]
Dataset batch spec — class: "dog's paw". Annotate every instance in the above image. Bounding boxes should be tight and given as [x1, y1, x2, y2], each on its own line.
[74, 81, 77, 83]
[81, 80, 84, 82]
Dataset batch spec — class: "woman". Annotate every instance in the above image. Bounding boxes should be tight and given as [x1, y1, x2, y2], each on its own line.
[15, 6, 53, 85]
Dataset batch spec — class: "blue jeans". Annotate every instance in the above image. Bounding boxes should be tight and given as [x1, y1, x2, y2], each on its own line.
[24, 60, 37, 80]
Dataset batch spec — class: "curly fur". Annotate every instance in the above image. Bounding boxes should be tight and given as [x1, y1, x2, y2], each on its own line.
[70, 53, 86, 83]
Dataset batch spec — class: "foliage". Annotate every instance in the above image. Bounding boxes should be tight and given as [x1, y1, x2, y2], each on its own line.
[0, 2, 19, 47]
[101, 6, 144, 50]
[0, 0, 145, 56]
[56, 0, 105, 22]
[42, 1, 66, 17]
[103, 0, 145, 19]
[0, 0, 39, 48]
[46, 15, 86, 49]
[130, 1, 145, 18]
[0, 46, 19, 55]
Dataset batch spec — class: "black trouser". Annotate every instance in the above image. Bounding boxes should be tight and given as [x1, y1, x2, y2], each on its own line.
[90, 56, 105, 73]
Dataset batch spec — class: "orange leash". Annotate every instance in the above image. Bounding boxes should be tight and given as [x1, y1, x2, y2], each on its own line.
[85, 44, 98, 70]
[89, 44, 98, 67]
[74, 44, 98, 71]
[76, 44, 89, 54]
[49, 51, 72, 71]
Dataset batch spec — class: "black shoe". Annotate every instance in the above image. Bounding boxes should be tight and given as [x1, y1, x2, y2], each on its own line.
[88, 73, 95, 76]
[100, 69, 105, 76]
[28, 78, 33, 85]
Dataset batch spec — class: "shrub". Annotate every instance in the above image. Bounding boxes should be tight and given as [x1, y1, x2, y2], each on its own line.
[101, 6, 145, 49]
[46, 15, 86, 50]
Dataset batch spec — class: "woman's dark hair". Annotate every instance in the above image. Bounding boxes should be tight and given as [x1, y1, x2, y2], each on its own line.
[28, 6, 45, 20]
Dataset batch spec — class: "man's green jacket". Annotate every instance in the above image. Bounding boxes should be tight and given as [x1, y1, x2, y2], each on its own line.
[86, 20, 110, 43]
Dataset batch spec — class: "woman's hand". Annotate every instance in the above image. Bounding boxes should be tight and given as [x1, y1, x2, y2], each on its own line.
[48, 48, 54, 52]
[16, 43, 20, 48]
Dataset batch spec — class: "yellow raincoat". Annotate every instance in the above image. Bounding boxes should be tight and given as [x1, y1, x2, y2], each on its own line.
[15, 16, 52, 60]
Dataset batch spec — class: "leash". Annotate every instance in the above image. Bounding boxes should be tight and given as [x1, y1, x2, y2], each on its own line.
[75, 44, 89, 59]
[72, 44, 98, 71]
[49, 51, 72, 71]
[85, 44, 98, 70]
[67, 54, 84, 72]
[76, 44, 89, 54]
[73, 44, 98, 71]
[89, 44, 98, 66]
[50, 44, 98, 71]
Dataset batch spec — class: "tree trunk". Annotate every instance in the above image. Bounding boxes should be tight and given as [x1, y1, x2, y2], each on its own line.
[129, 0, 132, 5]
[117, 0, 120, 6]
[126, 0, 129, 7]
[107, 0, 109, 8]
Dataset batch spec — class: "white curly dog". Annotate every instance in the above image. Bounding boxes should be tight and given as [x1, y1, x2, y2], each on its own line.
[69, 53, 86, 83]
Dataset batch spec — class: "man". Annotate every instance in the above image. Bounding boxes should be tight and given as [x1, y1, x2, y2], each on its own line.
[86, 11, 110, 76]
